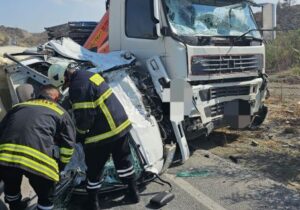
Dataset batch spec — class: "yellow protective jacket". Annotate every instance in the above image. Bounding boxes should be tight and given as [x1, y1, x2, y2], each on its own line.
[0, 98, 76, 182]
[69, 70, 131, 145]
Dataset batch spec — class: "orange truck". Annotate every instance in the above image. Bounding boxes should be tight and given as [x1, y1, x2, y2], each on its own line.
[84, 11, 109, 53]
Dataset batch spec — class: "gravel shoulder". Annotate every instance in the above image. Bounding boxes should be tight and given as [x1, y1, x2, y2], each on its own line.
[195, 77, 300, 192]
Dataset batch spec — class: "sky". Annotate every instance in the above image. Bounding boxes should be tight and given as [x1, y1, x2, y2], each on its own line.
[0, 0, 105, 32]
[0, 0, 299, 33]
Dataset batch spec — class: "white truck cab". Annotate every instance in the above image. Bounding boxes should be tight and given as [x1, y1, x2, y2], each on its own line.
[108, 0, 276, 162]
[5, 0, 276, 166]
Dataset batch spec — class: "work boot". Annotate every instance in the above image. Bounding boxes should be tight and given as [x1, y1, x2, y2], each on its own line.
[86, 192, 101, 210]
[124, 179, 140, 204]
[9, 198, 29, 210]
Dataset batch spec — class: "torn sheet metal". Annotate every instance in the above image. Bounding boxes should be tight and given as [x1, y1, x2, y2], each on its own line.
[46, 38, 135, 72]
[104, 69, 164, 174]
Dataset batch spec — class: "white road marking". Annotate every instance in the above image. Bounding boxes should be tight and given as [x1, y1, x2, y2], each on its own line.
[165, 174, 227, 210]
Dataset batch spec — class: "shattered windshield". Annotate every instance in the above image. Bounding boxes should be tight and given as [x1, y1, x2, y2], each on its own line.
[163, 0, 261, 39]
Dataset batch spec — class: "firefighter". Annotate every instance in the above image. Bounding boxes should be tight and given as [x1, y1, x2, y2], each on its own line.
[0, 85, 76, 210]
[48, 62, 139, 210]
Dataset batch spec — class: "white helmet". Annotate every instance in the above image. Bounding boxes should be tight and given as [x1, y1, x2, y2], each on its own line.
[48, 61, 70, 87]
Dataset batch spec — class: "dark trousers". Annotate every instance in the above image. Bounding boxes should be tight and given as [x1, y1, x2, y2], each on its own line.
[0, 165, 55, 209]
[84, 134, 135, 192]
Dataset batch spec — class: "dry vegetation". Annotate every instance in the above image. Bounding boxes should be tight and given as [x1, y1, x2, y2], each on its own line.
[0, 25, 47, 47]
[198, 75, 300, 192]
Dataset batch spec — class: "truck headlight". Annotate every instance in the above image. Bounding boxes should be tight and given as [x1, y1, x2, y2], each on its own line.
[191, 56, 206, 75]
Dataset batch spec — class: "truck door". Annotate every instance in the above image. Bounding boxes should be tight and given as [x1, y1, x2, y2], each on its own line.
[119, 0, 165, 63]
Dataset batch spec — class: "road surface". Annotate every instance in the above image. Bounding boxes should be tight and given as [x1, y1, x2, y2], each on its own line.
[1, 149, 299, 210]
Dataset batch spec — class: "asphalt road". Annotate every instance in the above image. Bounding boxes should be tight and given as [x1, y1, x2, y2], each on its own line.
[1, 149, 299, 210]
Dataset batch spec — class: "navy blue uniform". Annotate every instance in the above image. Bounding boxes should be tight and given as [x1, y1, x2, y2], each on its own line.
[68, 70, 135, 192]
[0, 98, 76, 210]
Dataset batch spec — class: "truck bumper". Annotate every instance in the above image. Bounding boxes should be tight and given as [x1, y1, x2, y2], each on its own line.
[189, 77, 268, 130]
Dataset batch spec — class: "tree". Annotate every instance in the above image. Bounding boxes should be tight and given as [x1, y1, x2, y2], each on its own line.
[283, 0, 295, 7]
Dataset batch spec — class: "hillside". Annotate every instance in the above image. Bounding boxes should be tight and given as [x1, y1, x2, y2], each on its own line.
[277, 4, 300, 30]
[0, 25, 47, 47]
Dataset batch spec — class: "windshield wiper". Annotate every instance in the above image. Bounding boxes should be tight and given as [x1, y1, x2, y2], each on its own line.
[233, 28, 275, 42]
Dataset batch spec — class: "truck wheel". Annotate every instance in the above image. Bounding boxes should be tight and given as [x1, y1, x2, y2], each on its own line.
[251, 105, 268, 127]
[16, 84, 35, 102]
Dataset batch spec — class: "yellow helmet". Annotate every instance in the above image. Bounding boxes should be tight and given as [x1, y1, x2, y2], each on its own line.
[48, 61, 70, 87]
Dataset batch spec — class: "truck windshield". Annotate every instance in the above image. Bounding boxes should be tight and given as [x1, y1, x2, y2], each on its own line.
[163, 0, 261, 39]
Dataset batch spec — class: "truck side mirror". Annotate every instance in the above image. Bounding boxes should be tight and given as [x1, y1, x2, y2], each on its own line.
[262, 3, 277, 41]
[154, 0, 162, 37]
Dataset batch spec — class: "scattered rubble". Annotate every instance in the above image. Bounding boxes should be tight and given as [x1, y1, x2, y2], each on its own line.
[195, 77, 300, 192]
[282, 127, 298, 134]
[228, 155, 240, 164]
[45, 22, 97, 45]
[251, 140, 259, 147]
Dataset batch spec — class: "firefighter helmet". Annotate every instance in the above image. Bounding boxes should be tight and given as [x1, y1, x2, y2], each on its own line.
[48, 61, 70, 87]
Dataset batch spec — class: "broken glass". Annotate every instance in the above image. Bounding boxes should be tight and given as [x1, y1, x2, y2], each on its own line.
[164, 0, 261, 38]
[53, 138, 144, 208]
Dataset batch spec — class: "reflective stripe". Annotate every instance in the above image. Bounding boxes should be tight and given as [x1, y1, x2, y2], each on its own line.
[87, 179, 103, 189]
[6, 193, 21, 199]
[118, 170, 135, 178]
[14, 100, 64, 115]
[72, 88, 113, 110]
[72, 88, 116, 129]
[37, 204, 54, 210]
[60, 156, 72, 164]
[76, 127, 89, 134]
[88, 178, 104, 186]
[87, 184, 102, 189]
[0, 144, 58, 172]
[0, 153, 59, 181]
[89, 74, 105, 86]
[100, 102, 116, 130]
[85, 119, 131, 144]
[117, 166, 134, 173]
[60, 147, 74, 156]
[5, 193, 21, 201]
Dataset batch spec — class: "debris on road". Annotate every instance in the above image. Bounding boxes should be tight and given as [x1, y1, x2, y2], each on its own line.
[251, 140, 259, 147]
[228, 155, 240, 164]
[204, 154, 210, 158]
[282, 127, 298, 134]
[176, 168, 211, 178]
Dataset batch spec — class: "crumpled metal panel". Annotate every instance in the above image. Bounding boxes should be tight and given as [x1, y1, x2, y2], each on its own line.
[45, 38, 135, 72]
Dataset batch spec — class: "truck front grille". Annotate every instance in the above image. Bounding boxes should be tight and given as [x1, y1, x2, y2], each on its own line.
[199, 85, 251, 101]
[191, 54, 262, 75]
[204, 103, 225, 118]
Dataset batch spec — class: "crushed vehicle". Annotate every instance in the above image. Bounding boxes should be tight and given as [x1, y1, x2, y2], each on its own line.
[87, 0, 277, 161]
[4, 39, 163, 207]
[2, 0, 277, 207]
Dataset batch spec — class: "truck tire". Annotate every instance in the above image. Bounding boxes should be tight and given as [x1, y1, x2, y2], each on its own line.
[16, 84, 35, 102]
[251, 105, 268, 127]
